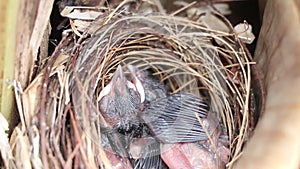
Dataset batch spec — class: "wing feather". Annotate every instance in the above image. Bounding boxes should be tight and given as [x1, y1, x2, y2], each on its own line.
[141, 93, 209, 143]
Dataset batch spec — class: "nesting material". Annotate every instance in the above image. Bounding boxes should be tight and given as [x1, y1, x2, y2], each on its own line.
[4, 1, 263, 169]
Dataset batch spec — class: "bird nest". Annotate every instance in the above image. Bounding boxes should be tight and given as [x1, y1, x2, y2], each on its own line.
[8, 1, 264, 169]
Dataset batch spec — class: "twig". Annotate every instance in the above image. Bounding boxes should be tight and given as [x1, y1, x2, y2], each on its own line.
[39, 33, 72, 168]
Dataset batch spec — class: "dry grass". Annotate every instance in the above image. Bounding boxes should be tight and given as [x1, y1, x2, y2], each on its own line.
[2, 1, 260, 169]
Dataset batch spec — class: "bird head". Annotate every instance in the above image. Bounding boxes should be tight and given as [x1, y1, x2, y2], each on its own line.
[98, 65, 143, 127]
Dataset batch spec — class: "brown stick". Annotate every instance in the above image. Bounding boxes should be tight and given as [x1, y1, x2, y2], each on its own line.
[39, 34, 73, 168]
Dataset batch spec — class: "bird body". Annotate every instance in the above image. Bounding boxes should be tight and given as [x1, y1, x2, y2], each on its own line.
[98, 65, 229, 169]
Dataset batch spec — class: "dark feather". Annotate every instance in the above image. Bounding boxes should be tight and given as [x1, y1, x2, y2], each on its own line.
[141, 93, 209, 143]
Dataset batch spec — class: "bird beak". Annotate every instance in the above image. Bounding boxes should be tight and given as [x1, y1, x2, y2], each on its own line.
[128, 65, 145, 103]
[98, 65, 128, 101]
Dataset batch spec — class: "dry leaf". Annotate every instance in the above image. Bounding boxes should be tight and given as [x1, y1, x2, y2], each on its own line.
[12, 127, 32, 169]
[62, 8, 102, 20]
[234, 22, 255, 44]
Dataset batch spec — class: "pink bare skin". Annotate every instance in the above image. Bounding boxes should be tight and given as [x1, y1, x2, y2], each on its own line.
[104, 149, 133, 169]
[161, 113, 230, 169]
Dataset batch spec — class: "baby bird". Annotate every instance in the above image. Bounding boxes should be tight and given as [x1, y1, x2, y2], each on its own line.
[98, 65, 165, 169]
[98, 65, 230, 169]
[98, 65, 142, 167]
